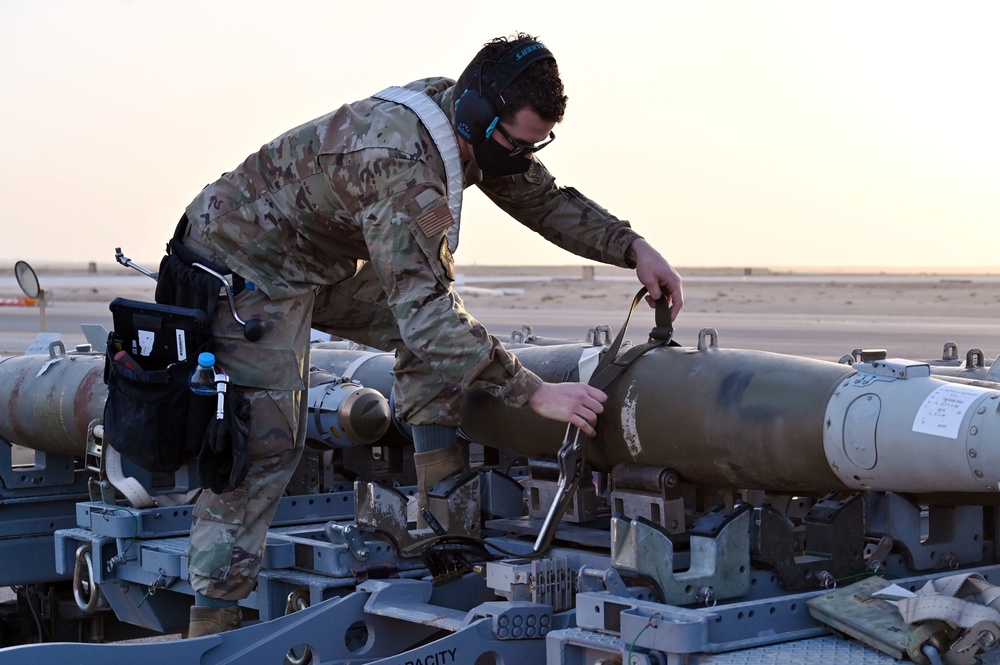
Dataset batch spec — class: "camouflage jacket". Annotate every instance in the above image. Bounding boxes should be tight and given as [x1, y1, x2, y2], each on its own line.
[185, 77, 642, 406]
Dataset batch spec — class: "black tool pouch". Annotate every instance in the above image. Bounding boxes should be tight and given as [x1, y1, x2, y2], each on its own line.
[103, 342, 215, 472]
[103, 299, 216, 472]
[102, 216, 224, 473]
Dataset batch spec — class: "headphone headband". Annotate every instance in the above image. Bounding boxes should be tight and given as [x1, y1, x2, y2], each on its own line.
[454, 40, 556, 144]
[482, 41, 554, 100]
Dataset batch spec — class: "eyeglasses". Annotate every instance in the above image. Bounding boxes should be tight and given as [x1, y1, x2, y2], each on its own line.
[492, 124, 556, 157]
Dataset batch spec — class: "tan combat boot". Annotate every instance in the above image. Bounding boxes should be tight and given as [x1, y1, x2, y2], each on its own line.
[413, 445, 466, 528]
[187, 605, 242, 638]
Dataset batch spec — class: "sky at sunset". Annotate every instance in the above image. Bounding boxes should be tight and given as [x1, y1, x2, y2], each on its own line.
[1, 1, 997, 271]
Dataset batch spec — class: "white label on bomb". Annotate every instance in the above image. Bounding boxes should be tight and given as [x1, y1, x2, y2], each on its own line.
[912, 384, 989, 439]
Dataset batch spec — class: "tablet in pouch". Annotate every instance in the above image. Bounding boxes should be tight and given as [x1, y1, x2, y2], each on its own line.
[109, 297, 208, 369]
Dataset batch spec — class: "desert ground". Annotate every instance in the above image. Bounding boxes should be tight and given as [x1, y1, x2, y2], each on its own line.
[2, 263, 1000, 364]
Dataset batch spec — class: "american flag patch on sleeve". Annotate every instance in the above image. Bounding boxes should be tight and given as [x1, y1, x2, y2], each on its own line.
[415, 203, 453, 237]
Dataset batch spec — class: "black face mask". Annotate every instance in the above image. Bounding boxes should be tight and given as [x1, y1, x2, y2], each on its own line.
[473, 138, 533, 178]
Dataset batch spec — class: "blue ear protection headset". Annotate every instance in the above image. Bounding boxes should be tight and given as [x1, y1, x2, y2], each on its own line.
[454, 41, 555, 145]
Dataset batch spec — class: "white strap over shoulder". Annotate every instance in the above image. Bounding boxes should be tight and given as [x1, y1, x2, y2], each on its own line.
[372, 86, 464, 251]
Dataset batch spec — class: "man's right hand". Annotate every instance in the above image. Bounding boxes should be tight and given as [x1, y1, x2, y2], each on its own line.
[527, 382, 608, 437]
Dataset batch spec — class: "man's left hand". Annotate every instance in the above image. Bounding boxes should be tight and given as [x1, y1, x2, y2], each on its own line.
[630, 238, 684, 321]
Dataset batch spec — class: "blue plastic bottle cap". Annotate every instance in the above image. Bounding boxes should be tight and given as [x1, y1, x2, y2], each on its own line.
[198, 352, 216, 367]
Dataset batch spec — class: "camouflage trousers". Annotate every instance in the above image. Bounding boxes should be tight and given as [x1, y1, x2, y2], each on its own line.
[187, 277, 312, 600]
[189, 386, 305, 599]
[182, 232, 461, 600]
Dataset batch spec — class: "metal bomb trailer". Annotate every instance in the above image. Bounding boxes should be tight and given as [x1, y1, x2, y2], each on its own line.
[3, 293, 1000, 664]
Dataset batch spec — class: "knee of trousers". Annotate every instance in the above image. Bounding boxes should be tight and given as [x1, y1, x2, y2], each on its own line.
[394, 380, 463, 428]
[188, 389, 305, 599]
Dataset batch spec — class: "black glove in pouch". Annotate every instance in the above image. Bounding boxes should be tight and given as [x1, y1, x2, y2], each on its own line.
[198, 388, 252, 494]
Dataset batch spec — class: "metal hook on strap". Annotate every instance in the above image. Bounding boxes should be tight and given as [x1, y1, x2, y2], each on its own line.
[532, 424, 588, 554]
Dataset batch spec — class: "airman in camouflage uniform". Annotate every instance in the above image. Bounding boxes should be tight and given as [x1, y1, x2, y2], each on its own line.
[177, 35, 684, 636]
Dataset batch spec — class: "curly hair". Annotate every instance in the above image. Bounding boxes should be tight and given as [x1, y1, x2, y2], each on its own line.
[457, 33, 568, 124]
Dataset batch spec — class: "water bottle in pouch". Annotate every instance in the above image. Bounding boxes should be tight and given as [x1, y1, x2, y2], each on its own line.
[189, 352, 217, 396]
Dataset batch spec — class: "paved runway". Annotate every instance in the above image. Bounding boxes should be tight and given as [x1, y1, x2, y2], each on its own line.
[2, 288, 998, 364]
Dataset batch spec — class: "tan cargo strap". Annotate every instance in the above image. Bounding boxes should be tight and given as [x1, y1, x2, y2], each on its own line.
[900, 573, 1000, 629]
[899, 573, 1000, 664]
